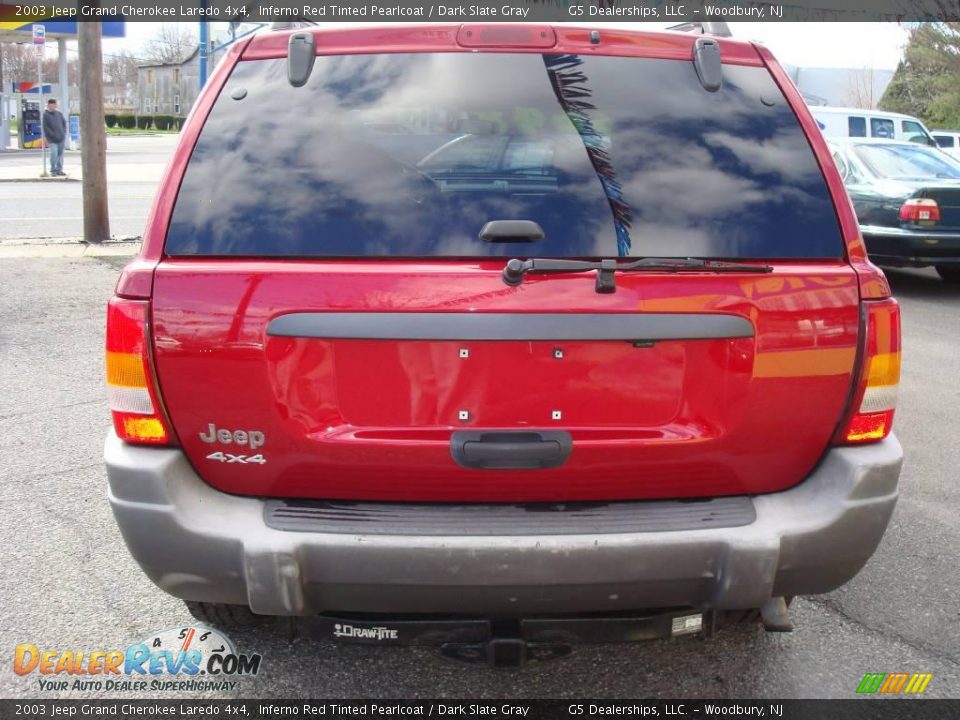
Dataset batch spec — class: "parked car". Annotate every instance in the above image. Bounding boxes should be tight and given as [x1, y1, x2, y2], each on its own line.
[105, 24, 902, 667]
[932, 129, 960, 160]
[829, 138, 960, 283]
[812, 106, 938, 146]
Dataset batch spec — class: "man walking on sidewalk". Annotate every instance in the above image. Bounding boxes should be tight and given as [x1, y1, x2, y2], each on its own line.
[42, 99, 67, 177]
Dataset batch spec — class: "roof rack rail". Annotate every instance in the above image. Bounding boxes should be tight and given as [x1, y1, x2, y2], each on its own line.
[666, 22, 732, 38]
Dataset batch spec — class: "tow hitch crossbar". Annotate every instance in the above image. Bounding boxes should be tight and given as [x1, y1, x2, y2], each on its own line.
[293, 611, 707, 668]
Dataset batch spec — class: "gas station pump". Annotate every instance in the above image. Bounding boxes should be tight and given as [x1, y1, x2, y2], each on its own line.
[19, 99, 42, 149]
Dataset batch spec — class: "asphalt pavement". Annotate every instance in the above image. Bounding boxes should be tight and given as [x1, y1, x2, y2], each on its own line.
[0, 135, 172, 240]
[0, 252, 958, 699]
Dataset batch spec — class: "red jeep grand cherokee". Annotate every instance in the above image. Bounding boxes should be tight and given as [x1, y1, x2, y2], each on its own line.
[105, 24, 903, 665]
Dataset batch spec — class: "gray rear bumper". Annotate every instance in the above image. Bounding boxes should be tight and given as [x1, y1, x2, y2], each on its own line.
[105, 432, 902, 616]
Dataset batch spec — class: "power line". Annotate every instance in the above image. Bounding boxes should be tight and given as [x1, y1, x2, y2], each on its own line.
[64, 46, 153, 63]
[0, 41, 151, 64]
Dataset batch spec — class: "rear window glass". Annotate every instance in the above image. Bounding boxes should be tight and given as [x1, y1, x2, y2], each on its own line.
[870, 118, 895, 139]
[165, 53, 843, 259]
[935, 135, 956, 148]
[853, 143, 960, 180]
[848, 116, 867, 137]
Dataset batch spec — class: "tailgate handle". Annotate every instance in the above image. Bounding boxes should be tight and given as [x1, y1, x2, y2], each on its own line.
[451, 431, 572, 470]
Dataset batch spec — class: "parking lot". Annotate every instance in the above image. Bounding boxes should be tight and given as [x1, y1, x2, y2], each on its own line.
[1, 249, 958, 698]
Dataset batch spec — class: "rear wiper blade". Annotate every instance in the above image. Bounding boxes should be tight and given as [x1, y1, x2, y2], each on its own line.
[502, 257, 773, 293]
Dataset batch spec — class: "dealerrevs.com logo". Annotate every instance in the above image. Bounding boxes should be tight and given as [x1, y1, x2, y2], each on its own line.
[13, 626, 263, 692]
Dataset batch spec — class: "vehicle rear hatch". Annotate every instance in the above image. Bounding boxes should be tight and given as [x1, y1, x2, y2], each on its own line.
[150, 32, 860, 502]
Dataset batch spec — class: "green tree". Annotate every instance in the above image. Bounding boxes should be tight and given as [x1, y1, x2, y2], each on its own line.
[880, 23, 960, 129]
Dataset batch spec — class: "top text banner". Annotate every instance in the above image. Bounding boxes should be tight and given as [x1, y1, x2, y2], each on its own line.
[0, 0, 952, 22]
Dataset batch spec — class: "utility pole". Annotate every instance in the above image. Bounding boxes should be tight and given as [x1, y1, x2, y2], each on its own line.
[78, 21, 110, 242]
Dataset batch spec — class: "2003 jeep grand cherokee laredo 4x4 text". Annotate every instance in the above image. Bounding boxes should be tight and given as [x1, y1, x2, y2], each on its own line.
[105, 23, 903, 667]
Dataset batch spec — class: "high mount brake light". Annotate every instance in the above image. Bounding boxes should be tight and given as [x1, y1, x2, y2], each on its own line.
[105, 298, 175, 446]
[456, 24, 557, 48]
[835, 298, 901, 445]
[899, 198, 940, 224]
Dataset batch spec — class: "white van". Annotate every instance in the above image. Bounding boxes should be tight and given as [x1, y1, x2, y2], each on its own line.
[932, 130, 960, 160]
[811, 107, 938, 147]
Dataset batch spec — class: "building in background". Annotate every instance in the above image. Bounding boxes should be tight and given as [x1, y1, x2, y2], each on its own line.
[136, 46, 225, 117]
[104, 79, 135, 113]
[785, 65, 896, 109]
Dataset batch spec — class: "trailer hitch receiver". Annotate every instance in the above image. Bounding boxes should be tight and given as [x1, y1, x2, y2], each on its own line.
[441, 638, 572, 668]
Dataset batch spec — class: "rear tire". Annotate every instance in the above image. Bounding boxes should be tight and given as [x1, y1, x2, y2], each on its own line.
[185, 601, 270, 629]
[936, 265, 960, 284]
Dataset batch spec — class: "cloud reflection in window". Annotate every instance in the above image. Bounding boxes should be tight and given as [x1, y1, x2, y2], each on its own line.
[167, 53, 841, 260]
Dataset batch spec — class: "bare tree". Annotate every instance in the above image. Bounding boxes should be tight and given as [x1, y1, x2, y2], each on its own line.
[846, 67, 877, 109]
[144, 24, 197, 65]
[2, 44, 36, 84]
[103, 49, 139, 106]
[104, 49, 139, 85]
[0, 44, 78, 87]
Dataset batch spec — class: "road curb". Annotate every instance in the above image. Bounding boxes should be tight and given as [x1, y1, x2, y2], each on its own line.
[0, 177, 81, 183]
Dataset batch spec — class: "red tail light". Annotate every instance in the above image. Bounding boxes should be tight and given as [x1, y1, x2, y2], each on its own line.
[105, 298, 175, 446]
[899, 198, 940, 224]
[834, 298, 901, 445]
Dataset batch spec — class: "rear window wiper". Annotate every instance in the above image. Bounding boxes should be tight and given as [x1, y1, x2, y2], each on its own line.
[502, 257, 774, 293]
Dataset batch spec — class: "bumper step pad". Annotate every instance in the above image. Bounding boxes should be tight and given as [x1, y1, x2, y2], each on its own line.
[264, 496, 756, 536]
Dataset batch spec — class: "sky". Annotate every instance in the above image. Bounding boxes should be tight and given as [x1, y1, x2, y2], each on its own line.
[725, 22, 908, 69]
[100, 21, 909, 70]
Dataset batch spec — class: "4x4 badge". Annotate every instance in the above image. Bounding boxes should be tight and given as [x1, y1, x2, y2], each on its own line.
[205, 452, 266, 465]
